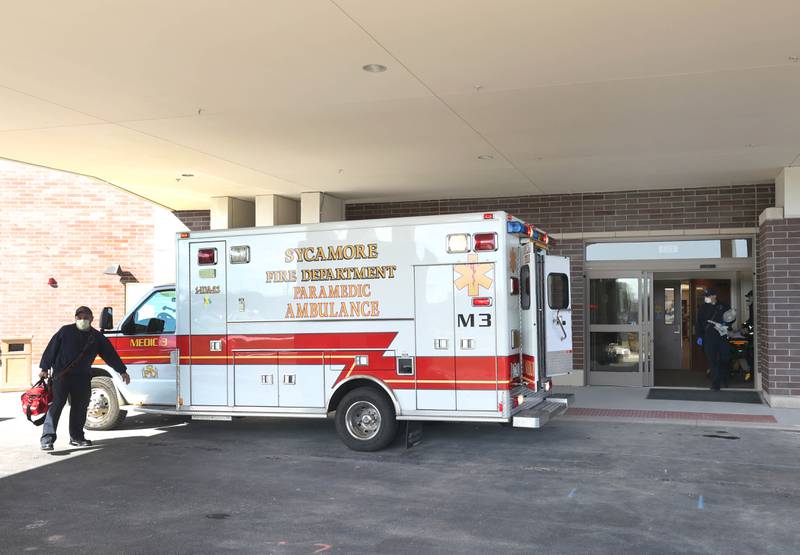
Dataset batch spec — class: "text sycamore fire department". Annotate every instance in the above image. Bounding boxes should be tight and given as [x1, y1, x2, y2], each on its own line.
[266, 242, 396, 319]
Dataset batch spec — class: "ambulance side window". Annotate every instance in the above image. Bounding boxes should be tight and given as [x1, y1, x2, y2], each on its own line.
[122, 290, 177, 335]
[520, 265, 531, 310]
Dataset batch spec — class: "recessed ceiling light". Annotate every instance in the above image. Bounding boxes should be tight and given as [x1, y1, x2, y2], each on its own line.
[181, 173, 195, 178]
[362, 64, 387, 73]
[478, 154, 494, 160]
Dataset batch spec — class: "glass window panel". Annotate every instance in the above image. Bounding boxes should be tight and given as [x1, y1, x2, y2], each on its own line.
[590, 332, 640, 372]
[520, 265, 531, 310]
[590, 278, 639, 325]
[548, 273, 569, 309]
[664, 288, 675, 325]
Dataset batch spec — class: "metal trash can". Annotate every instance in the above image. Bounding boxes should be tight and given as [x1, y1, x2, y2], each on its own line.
[1, 337, 33, 391]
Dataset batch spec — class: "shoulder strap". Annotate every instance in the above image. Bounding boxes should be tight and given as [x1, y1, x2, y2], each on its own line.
[55, 332, 96, 379]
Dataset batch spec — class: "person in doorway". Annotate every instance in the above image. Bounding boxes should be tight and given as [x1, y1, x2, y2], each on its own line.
[695, 289, 732, 390]
[38, 306, 130, 451]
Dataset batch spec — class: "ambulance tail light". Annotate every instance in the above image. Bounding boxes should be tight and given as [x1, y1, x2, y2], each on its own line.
[474, 232, 497, 251]
[472, 297, 492, 307]
[197, 248, 217, 265]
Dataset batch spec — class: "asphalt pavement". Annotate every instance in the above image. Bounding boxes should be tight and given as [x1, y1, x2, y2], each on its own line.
[1, 396, 799, 554]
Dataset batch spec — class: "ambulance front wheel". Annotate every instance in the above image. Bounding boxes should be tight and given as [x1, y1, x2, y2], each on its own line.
[84, 376, 127, 431]
[335, 387, 397, 452]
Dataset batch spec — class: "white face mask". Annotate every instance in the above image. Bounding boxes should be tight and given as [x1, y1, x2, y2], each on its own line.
[76, 319, 91, 331]
[704, 297, 712, 304]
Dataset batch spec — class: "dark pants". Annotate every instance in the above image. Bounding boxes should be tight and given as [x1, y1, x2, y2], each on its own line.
[41, 375, 91, 445]
[704, 333, 731, 389]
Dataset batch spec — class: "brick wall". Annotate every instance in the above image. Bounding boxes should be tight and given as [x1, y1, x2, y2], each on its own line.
[0, 160, 156, 378]
[348, 184, 773, 380]
[174, 210, 210, 231]
[346, 184, 774, 232]
[756, 218, 800, 398]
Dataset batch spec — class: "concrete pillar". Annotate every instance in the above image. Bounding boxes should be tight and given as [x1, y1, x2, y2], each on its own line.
[300, 192, 344, 224]
[756, 168, 800, 408]
[210, 196, 255, 230]
[255, 194, 300, 227]
[775, 167, 800, 217]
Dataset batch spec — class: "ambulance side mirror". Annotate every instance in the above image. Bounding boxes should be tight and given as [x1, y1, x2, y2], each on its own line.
[100, 307, 114, 331]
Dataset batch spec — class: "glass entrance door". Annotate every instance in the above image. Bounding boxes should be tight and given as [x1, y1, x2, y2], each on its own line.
[587, 272, 653, 386]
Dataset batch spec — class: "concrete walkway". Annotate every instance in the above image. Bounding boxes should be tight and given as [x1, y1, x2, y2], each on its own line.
[556, 385, 800, 429]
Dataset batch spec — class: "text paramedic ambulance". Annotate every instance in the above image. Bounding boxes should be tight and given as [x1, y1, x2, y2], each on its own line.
[87, 212, 573, 451]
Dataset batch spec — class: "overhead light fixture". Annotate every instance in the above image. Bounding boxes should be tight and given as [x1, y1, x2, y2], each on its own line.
[362, 64, 387, 73]
[181, 173, 195, 178]
[104, 264, 122, 276]
[478, 154, 494, 160]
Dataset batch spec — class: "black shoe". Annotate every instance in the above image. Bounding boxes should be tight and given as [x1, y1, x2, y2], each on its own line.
[41, 443, 54, 451]
[69, 438, 92, 447]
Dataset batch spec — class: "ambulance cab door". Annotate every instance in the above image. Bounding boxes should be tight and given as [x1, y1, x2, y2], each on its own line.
[115, 288, 178, 405]
[540, 253, 573, 378]
[189, 241, 228, 406]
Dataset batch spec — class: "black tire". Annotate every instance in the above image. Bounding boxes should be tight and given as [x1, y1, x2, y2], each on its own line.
[335, 387, 397, 452]
[84, 376, 127, 430]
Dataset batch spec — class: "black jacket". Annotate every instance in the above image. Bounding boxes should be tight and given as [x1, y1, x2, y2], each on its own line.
[695, 301, 730, 339]
[40, 324, 127, 378]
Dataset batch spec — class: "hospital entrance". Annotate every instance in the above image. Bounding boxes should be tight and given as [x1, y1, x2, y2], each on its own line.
[585, 238, 756, 390]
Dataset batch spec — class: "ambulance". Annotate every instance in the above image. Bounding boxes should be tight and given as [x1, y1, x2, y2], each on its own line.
[87, 211, 573, 451]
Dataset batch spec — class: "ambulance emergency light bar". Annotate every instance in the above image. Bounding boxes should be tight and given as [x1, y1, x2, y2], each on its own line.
[506, 220, 554, 247]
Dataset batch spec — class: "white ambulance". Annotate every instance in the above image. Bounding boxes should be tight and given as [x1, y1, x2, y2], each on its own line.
[88, 211, 572, 451]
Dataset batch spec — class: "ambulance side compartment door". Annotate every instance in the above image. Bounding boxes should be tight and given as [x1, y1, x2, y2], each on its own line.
[189, 241, 228, 406]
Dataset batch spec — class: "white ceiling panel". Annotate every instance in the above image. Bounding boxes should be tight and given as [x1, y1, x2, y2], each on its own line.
[0, 1, 798, 208]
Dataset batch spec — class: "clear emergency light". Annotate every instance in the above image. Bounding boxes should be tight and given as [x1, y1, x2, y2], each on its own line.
[446, 234, 470, 253]
[229, 245, 250, 264]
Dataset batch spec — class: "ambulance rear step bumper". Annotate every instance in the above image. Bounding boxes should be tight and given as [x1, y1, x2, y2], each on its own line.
[191, 415, 232, 422]
[512, 398, 568, 428]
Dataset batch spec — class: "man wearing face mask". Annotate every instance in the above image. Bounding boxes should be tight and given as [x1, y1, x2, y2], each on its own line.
[695, 289, 732, 390]
[38, 306, 130, 451]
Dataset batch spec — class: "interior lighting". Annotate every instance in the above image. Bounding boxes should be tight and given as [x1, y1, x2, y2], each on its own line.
[362, 64, 387, 73]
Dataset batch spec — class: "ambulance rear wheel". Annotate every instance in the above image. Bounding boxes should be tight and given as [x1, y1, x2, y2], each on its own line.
[85, 376, 127, 431]
[335, 387, 397, 452]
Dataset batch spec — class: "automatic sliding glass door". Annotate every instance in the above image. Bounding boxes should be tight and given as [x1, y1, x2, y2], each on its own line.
[587, 272, 653, 386]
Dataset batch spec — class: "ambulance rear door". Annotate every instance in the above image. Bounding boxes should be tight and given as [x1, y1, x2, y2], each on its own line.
[538, 253, 573, 377]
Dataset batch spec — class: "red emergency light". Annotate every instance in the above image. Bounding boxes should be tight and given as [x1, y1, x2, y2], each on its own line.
[483, 213, 494, 219]
[474, 232, 497, 251]
[197, 248, 217, 265]
[472, 297, 492, 307]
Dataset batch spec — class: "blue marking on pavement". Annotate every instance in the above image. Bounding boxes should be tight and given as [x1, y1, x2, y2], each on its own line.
[697, 496, 704, 509]
[568, 488, 577, 498]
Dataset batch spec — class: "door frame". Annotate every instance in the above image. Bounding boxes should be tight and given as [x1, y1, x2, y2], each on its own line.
[585, 270, 654, 387]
